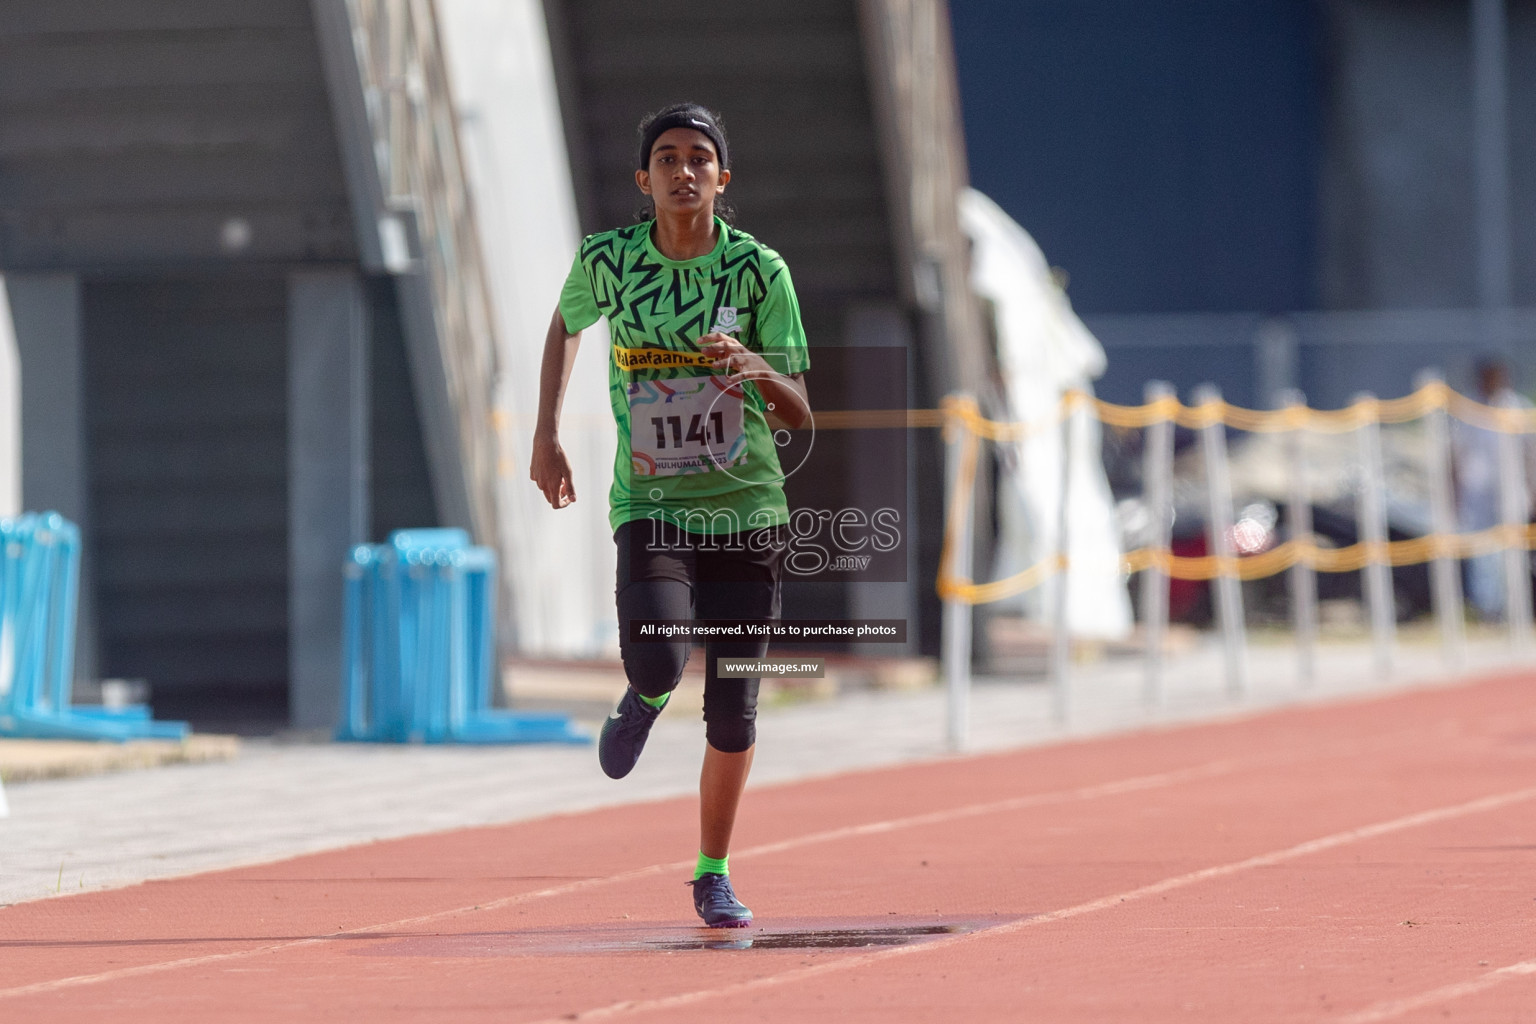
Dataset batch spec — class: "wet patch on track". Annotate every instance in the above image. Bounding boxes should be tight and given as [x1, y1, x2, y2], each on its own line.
[641, 923, 970, 952]
[351, 918, 1003, 957]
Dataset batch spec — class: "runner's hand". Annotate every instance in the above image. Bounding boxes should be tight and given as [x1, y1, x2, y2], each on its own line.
[530, 432, 577, 508]
[700, 334, 773, 385]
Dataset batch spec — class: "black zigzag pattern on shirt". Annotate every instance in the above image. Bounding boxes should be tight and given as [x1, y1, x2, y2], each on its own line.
[579, 225, 641, 311]
[613, 250, 667, 341]
[577, 224, 789, 366]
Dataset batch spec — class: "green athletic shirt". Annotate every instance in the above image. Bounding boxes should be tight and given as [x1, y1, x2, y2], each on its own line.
[559, 217, 810, 535]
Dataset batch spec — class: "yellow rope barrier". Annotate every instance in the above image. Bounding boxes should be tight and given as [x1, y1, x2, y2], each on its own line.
[499, 380, 1536, 435]
[938, 525, 1536, 606]
[923, 380, 1536, 440]
[931, 383, 1536, 606]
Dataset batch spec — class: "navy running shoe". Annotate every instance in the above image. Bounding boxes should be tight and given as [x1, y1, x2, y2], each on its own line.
[598, 686, 663, 779]
[690, 873, 753, 928]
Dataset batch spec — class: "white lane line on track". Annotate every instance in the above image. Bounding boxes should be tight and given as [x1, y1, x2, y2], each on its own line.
[1337, 960, 1536, 1024]
[526, 783, 1536, 1023]
[0, 760, 1232, 1001]
[732, 758, 1237, 861]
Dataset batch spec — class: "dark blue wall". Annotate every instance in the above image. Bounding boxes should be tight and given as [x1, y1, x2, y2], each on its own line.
[951, 0, 1322, 316]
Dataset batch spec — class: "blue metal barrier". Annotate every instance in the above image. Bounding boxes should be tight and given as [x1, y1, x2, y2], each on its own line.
[0, 512, 189, 742]
[339, 529, 587, 744]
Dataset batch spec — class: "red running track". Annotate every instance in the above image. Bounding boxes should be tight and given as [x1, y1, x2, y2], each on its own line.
[4, 672, 1536, 1022]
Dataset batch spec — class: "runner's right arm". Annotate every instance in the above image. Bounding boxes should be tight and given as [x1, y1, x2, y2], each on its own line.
[530, 305, 581, 509]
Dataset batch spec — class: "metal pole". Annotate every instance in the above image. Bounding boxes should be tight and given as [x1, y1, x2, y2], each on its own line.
[1353, 393, 1396, 680]
[1139, 381, 1175, 707]
[1417, 370, 1466, 668]
[941, 410, 975, 750]
[1193, 384, 1248, 698]
[1255, 319, 1299, 411]
[1472, 0, 1513, 318]
[1050, 399, 1075, 724]
[1495, 401, 1533, 652]
[1279, 389, 1318, 687]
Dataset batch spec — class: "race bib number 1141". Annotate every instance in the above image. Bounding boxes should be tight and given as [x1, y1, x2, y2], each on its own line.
[628, 375, 746, 476]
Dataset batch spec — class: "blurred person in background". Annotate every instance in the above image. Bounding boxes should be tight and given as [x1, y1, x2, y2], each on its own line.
[1453, 356, 1533, 620]
[530, 103, 810, 928]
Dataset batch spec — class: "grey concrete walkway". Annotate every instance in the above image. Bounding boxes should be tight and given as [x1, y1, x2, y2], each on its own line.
[0, 633, 1527, 907]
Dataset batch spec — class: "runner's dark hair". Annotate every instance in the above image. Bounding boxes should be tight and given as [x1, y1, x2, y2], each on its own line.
[633, 103, 736, 225]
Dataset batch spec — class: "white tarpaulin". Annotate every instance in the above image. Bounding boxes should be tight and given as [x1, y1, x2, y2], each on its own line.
[439, 0, 617, 656]
[959, 189, 1132, 639]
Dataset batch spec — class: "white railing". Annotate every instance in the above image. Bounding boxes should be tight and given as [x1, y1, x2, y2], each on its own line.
[939, 376, 1536, 749]
[342, 0, 502, 546]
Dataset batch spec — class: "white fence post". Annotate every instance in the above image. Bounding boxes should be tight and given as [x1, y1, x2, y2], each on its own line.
[1050, 398, 1075, 724]
[941, 402, 975, 751]
[1417, 371, 1466, 668]
[1279, 389, 1318, 687]
[1353, 392, 1396, 680]
[1139, 382, 1175, 707]
[1193, 384, 1248, 698]
[1495, 401, 1533, 652]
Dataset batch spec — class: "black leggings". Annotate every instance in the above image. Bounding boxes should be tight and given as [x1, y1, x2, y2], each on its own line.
[615, 519, 785, 753]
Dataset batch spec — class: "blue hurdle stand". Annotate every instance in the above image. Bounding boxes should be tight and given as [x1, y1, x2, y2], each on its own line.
[0, 512, 189, 742]
[338, 529, 588, 744]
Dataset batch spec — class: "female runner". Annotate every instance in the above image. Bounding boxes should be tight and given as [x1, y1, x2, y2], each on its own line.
[530, 103, 810, 927]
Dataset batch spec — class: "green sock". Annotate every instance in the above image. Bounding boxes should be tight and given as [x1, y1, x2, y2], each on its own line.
[694, 851, 729, 879]
[638, 691, 669, 710]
